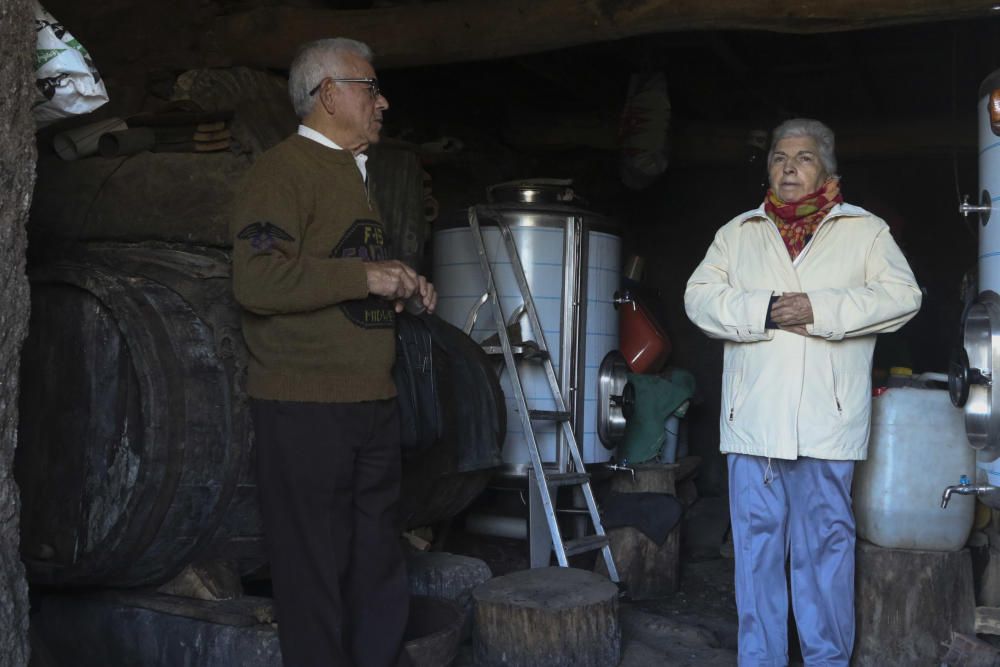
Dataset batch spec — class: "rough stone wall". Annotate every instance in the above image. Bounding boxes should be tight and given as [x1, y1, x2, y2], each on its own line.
[0, 0, 36, 664]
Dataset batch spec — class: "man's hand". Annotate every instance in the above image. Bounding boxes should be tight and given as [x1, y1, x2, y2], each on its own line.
[400, 275, 438, 315]
[365, 260, 437, 314]
[366, 260, 420, 301]
[770, 292, 814, 327]
[416, 276, 437, 314]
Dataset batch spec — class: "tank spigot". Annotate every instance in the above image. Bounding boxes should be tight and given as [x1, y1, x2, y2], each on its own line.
[959, 194, 992, 218]
[612, 291, 636, 311]
[941, 475, 994, 508]
[605, 463, 636, 483]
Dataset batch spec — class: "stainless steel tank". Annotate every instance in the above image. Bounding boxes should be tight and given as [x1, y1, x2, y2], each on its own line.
[948, 68, 1000, 508]
[433, 182, 621, 474]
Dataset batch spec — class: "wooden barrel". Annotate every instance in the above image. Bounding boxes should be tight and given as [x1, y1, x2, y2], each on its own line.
[17, 253, 263, 587]
[16, 244, 503, 587]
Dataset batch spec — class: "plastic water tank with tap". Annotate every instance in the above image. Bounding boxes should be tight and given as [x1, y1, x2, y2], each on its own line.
[853, 379, 975, 551]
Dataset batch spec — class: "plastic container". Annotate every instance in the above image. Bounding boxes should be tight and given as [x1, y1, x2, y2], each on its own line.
[853, 385, 975, 551]
[618, 294, 671, 374]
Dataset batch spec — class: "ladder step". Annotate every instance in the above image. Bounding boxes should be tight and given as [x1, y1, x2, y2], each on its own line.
[543, 472, 591, 488]
[563, 534, 610, 557]
[481, 344, 549, 360]
[529, 410, 571, 422]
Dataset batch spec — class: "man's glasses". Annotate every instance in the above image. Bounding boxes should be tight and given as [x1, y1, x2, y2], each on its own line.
[308, 77, 381, 99]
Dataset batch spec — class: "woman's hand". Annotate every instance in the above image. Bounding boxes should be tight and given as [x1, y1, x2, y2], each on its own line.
[771, 292, 814, 327]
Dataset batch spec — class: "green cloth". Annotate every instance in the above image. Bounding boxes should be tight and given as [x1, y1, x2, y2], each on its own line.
[619, 370, 696, 465]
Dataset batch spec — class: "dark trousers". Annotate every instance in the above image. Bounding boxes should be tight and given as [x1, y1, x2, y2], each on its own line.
[252, 398, 411, 667]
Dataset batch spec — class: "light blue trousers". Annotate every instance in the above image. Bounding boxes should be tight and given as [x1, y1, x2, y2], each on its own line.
[728, 454, 856, 667]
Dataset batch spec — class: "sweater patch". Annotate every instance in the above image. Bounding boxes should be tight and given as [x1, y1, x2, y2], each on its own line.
[332, 219, 395, 329]
[236, 221, 295, 253]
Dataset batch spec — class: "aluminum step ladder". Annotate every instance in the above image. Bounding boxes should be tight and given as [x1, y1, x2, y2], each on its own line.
[467, 205, 619, 582]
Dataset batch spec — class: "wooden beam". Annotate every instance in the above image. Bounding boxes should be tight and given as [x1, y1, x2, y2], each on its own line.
[202, 0, 996, 70]
[503, 115, 977, 163]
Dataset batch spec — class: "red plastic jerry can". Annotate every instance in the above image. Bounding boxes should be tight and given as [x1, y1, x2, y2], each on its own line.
[615, 290, 671, 374]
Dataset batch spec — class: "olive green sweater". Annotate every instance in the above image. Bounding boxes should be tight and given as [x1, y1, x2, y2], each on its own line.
[231, 134, 396, 402]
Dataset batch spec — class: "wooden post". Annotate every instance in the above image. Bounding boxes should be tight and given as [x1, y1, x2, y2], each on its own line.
[472, 567, 620, 667]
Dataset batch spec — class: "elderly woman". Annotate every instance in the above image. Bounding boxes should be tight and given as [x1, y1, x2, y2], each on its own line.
[684, 118, 921, 666]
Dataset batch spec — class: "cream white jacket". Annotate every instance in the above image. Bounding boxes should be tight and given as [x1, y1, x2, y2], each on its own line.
[684, 203, 921, 461]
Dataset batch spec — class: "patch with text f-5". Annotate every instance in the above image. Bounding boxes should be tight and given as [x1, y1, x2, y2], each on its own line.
[236, 222, 295, 253]
[331, 219, 395, 329]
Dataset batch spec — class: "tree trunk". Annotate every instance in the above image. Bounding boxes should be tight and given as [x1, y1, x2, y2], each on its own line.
[853, 540, 975, 666]
[473, 567, 620, 667]
[203, 0, 994, 70]
[595, 463, 682, 600]
[0, 0, 36, 663]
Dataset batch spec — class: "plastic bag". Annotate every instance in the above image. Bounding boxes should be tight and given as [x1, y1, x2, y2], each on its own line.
[619, 72, 671, 190]
[32, 0, 108, 127]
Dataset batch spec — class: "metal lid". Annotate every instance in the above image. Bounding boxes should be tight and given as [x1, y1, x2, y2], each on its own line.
[433, 205, 620, 236]
[434, 178, 620, 235]
[486, 179, 580, 205]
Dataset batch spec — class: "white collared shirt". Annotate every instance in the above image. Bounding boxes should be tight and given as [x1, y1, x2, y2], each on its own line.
[297, 124, 368, 182]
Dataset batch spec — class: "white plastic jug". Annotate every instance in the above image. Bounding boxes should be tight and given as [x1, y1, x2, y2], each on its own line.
[853, 385, 975, 551]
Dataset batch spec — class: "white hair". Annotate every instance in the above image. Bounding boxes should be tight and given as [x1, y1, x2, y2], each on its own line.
[768, 118, 838, 177]
[288, 38, 374, 118]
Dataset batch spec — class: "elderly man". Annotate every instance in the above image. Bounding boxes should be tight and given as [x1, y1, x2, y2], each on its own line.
[231, 37, 435, 667]
[685, 118, 921, 666]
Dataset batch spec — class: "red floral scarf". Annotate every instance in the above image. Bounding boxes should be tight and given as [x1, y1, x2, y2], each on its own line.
[764, 178, 843, 260]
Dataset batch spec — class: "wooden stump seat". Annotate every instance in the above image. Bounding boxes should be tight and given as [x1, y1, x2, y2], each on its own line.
[472, 567, 620, 667]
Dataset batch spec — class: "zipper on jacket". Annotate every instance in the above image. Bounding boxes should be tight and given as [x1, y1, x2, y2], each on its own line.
[728, 374, 742, 422]
[830, 354, 843, 414]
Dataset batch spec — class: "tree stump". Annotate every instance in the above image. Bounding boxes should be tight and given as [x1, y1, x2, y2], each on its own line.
[595, 462, 688, 599]
[472, 567, 620, 667]
[854, 540, 975, 666]
[407, 551, 492, 640]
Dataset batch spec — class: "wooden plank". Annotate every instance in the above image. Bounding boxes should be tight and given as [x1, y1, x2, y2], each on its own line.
[99, 591, 275, 627]
[202, 0, 995, 70]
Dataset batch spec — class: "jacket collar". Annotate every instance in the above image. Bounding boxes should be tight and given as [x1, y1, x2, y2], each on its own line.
[736, 201, 871, 225]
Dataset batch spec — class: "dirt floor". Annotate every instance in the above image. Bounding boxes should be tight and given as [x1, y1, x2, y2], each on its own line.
[617, 559, 739, 666]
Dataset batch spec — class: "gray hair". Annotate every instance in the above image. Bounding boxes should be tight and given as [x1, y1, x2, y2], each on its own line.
[768, 118, 838, 177]
[288, 38, 374, 118]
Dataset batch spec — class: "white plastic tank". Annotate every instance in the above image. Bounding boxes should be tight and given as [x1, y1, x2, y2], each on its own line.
[432, 185, 620, 473]
[854, 385, 975, 551]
